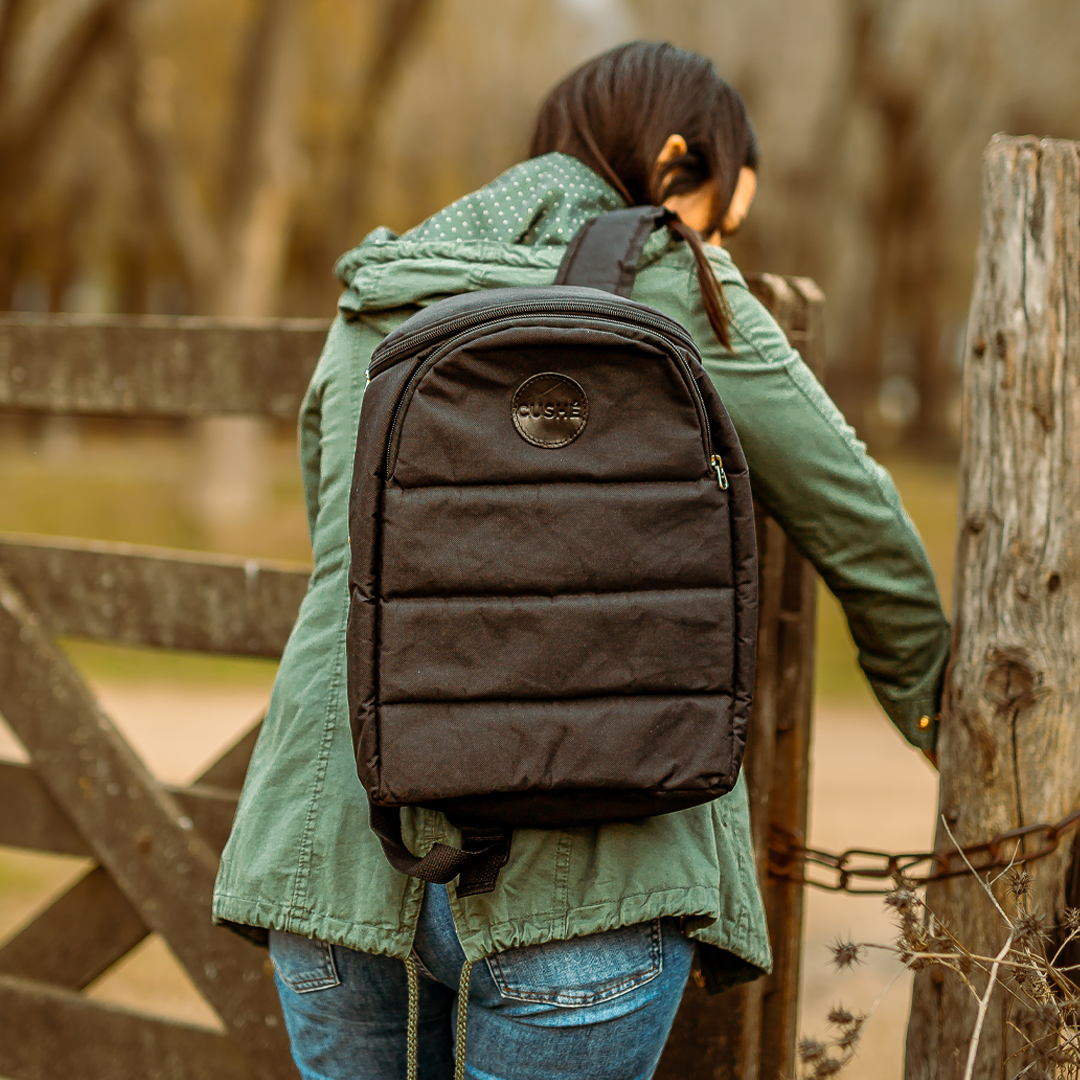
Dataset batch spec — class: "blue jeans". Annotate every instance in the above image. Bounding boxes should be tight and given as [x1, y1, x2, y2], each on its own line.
[270, 884, 694, 1079]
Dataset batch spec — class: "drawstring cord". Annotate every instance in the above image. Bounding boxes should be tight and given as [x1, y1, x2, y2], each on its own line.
[405, 954, 420, 1080]
[454, 959, 473, 1080]
[404, 953, 473, 1080]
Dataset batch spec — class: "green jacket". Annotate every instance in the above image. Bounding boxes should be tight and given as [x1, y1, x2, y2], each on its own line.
[213, 154, 949, 991]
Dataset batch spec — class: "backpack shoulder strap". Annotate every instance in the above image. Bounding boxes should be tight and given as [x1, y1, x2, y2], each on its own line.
[554, 206, 675, 297]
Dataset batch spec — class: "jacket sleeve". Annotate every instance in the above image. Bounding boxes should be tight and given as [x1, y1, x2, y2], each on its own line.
[298, 364, 324, 547]
[689, 277, 950, 751]
[297, 310, 374, 550]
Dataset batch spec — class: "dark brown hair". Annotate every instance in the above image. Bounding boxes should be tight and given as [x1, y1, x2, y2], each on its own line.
[530, 42, 758, 348]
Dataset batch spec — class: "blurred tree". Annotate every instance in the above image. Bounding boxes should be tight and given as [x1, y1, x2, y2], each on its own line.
[119, 0, 301, 528]
[820, 0, 951, 443]
[0, 0, 137, 308]
[317, 0, 433, 276]
[0, 0, 436, 318]
[3, 0, 1080, 450]
[117, 0, 299, 317]
[130, 0, 429, 528]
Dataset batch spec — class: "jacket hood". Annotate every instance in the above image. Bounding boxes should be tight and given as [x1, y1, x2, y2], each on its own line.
[335, 152, 744, 317]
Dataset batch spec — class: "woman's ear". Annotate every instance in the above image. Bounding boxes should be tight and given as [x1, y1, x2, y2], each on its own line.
[654, 134, 689, 193]
[720, 166, 758, 236]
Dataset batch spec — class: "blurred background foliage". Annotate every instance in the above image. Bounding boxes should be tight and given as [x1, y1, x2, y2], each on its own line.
[4, 0, 1080, 439]
[2, 0, 1079, 691]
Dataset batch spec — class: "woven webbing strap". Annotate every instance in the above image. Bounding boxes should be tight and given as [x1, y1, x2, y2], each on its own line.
[554, 205, 675, 296]
[369, 803, 511, 897]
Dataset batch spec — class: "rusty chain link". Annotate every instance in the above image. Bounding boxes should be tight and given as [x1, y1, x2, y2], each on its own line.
[768, 807, 1080, 894]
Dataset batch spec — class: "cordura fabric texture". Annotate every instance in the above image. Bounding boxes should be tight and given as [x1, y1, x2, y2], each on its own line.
[213, 153, 950, 995]
[347, 207, 759, 889]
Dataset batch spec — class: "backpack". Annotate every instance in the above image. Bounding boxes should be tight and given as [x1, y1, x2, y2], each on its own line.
[346, 206, 757, 896]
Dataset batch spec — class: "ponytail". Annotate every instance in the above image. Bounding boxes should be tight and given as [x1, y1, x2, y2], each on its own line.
[669, 218, 732, 350]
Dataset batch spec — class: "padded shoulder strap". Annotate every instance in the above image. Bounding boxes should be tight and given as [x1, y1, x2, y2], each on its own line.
[554, 206, 675, 297]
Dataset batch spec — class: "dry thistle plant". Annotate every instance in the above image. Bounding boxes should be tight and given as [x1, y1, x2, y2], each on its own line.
[795, 829, 1080, 1080]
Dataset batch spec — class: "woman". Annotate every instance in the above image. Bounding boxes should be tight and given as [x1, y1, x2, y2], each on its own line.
[214, 42, 949, 1080]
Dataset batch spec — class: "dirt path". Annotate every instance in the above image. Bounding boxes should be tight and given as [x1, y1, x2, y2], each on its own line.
[800, 702, 939, 1079]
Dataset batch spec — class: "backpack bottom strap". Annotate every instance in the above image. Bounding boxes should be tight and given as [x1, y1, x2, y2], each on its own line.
[369, 802, 511, 897]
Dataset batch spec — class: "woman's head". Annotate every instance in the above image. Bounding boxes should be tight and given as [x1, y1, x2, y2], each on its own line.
[529, 42, 758, 241]
[530, 42, 758, 348]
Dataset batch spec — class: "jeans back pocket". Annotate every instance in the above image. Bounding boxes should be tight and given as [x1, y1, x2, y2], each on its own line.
[486, 919, 662, 1008]
[269, 930, 341, 994]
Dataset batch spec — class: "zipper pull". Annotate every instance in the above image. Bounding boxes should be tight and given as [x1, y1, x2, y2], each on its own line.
[711, 454, 729, 490]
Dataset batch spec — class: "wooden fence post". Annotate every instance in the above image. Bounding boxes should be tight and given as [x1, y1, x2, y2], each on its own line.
[905, 135, 1080, 1077]
[655, 276, 822, 1080]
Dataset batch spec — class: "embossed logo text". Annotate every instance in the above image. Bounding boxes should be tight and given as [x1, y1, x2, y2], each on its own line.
[511, 373, 588, 448]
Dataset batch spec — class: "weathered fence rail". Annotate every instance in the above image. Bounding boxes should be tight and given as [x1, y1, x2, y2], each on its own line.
[0, 313, 327, 418]
[0, 275, 823, 1080]
[0, 534, 309, 655]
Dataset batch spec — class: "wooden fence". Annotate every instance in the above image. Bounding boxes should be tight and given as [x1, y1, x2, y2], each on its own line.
[0, 277, 823, 1080]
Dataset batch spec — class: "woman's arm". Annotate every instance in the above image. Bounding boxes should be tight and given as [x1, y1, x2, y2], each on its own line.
[690, 279, 950, 751]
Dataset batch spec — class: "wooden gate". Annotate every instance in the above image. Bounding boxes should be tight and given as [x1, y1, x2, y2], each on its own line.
[0, 277, 822, 1080]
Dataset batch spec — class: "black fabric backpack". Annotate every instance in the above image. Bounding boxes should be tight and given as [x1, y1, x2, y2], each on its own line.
[346, 206, 757, 896]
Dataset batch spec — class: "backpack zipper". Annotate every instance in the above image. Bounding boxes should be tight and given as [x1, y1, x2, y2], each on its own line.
[711, 454, 729, 490]
[672, 352, 720, 483]
[368, 296, 697, 378]
[376, 303, 719, 483]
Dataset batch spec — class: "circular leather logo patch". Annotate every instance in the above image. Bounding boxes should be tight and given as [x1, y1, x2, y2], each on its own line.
[512, 373, 588, 448]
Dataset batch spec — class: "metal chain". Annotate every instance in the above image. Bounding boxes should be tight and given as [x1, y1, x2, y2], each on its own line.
[768, 807, 1080, 895]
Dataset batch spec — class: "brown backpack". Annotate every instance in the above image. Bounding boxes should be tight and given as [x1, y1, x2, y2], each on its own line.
[347, 207, 757, 895]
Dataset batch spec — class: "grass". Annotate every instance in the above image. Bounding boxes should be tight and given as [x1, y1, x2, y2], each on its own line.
[59, 640, 279, 687]
[0, 416, 309, 557]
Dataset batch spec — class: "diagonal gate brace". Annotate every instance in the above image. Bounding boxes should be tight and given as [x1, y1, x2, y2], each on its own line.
[0, 568, 295, 1080]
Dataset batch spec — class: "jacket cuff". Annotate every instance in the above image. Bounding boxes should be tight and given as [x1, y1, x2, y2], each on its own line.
[867, 642, 949, 751]
[859, 635, 946, 747]
[876, 696, 940, 750]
